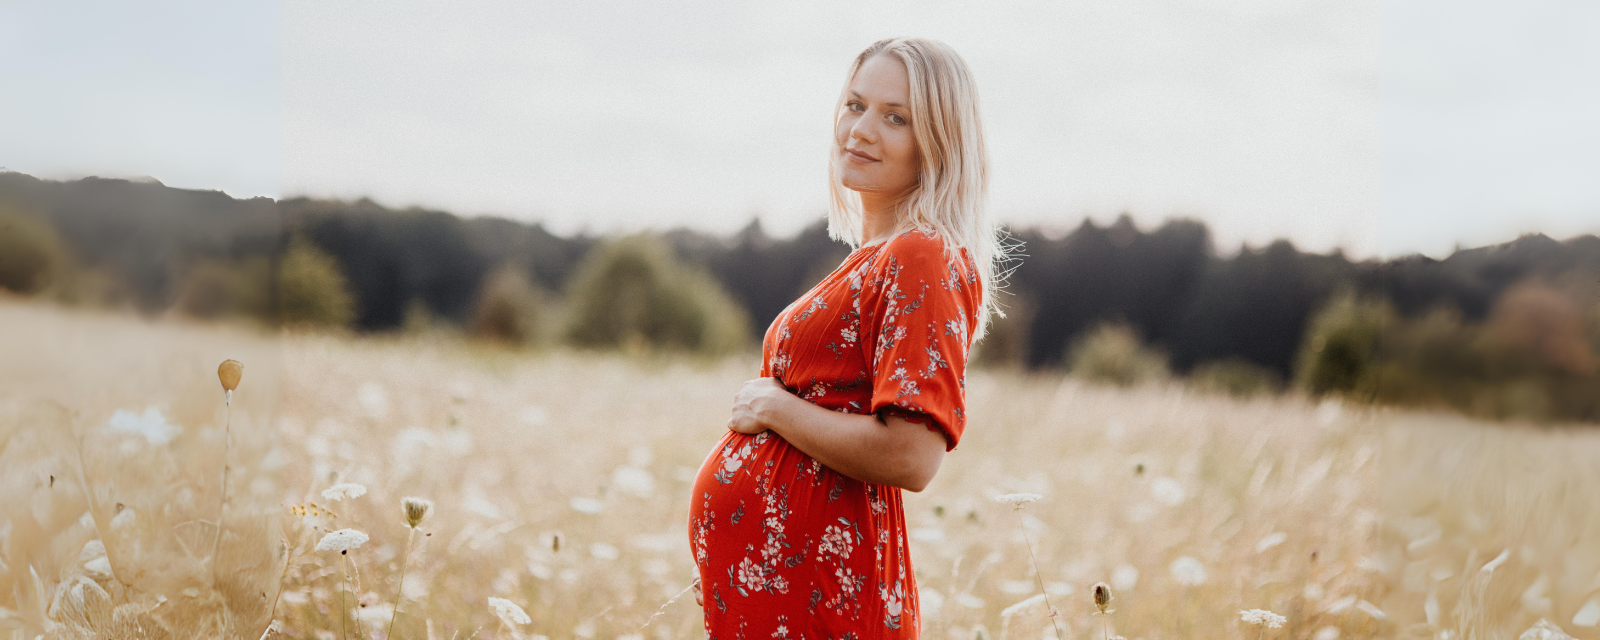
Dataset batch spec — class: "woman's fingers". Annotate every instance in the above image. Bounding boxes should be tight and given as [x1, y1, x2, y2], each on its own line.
[693, 577, 704, 606]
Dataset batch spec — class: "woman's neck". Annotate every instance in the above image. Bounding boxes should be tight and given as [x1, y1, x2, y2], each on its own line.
[859, 196, 903, 247]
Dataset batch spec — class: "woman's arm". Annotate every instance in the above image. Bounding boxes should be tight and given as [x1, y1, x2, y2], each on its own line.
[728, 377, 947, 492]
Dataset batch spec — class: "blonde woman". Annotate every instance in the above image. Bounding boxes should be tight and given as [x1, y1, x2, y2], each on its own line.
[688, 37, 1008, 639]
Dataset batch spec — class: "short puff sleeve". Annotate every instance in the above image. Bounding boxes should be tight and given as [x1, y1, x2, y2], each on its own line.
[860, 230, 982, 452]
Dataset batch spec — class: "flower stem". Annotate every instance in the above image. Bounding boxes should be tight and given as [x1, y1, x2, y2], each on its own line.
[387, 528, 415, 639]
[342, 553, 349, 640]
[636, 580, 697, 634]
[211, 392, 233, 579]
[1014, 509, 1063, 640]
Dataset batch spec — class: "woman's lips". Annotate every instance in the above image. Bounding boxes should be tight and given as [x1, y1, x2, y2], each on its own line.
[845, 148, 879, 163]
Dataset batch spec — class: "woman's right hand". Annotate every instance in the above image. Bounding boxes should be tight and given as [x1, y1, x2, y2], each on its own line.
[693, 576, 703, 607]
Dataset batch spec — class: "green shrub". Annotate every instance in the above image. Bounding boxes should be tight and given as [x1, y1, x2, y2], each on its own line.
[1065, 321, 1170, 387]
[278, 237, 356, 328]
[0, 207, 67, 295]
[172, 257, 272, 320]
[563, 234, 749, 356]
[1295, 281, 1600, 423]
[1188, 357, 1282, 398]
[471, 263, 546, 345]
[1293, 287, 1390, 397]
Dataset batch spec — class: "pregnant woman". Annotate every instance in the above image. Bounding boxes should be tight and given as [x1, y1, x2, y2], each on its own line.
[687, 37, 1008, 639]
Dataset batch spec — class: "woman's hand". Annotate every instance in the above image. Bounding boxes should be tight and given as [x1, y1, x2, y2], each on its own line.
[728, 377, 792, 435]
[693, 576, 703, 607]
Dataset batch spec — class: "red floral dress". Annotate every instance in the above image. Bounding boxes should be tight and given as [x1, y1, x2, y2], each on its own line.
[688, 228, 981, 640]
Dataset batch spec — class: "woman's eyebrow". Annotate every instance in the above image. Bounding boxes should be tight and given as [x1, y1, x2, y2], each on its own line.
[849, 89, 904, 108]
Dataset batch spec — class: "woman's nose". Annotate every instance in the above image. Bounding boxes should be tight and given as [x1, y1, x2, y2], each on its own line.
[849, 117, 877, 145]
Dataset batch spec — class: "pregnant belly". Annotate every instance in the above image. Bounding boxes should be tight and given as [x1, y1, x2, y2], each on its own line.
[687, 429, 919, 636]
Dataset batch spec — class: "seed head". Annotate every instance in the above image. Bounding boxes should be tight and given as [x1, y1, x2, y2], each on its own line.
[1093, 582, 1113, 613]
[218, 360, 243, 392]
[401, 496, 433, 528]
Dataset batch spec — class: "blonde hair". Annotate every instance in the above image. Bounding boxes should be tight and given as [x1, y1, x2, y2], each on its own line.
[826, 37, 1013, 342]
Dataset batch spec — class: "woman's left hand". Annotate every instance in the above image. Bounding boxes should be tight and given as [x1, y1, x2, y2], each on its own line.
[728, 377, 792, 435]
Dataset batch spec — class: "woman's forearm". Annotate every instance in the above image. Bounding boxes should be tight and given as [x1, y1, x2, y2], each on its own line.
[756, 392, 943, 491]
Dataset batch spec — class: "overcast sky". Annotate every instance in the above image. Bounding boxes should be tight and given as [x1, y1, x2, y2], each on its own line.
[2, 0, 1596, 260]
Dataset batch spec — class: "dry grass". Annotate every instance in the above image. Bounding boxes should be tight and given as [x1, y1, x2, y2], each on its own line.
[2, 298, 1598, 640]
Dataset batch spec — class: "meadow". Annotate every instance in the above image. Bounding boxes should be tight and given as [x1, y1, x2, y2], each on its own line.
[2, 298, 1597, 640]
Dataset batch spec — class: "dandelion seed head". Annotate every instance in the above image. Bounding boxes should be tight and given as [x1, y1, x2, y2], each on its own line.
[321, 482, 367, 501]
[401, 496, 433, 528]
[488, 596, 531, 626]
[316, 528, 369, 553]
[1241, 609, 1287, 628]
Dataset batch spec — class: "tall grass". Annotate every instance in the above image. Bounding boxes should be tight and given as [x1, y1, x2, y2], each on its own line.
[2, 298, 1597, 639]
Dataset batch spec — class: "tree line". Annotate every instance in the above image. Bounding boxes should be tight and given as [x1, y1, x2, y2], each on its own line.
[3, 171, 1597, 422]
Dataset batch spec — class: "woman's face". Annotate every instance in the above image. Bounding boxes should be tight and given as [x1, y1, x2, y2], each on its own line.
[835, 53, 921, 202]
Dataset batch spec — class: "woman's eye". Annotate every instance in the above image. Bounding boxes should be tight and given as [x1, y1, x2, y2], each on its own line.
[888, 114, 906, 125]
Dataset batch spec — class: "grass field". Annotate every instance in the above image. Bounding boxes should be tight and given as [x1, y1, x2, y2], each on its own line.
[2, 298, 1598, 640]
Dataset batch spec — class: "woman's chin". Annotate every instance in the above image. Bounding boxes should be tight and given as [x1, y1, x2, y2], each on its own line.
[840, 177, 884, 194]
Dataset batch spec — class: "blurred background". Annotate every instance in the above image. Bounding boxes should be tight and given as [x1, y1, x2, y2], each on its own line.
[3, 0, 1597, 420]
[3, 1, 1600, 639]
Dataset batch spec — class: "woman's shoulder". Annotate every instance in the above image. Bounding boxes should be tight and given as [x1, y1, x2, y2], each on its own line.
[875, 227, 975, 279]
[875, 227, 952, 266]
[864, 228, 981, 310]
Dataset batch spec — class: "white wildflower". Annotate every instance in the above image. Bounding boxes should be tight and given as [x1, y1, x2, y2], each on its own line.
[488, 596, 531, 626]
[1256, 532, 1288, 553]
[321, 482, 367, 501]
[1521, 618, 1577, 639]
[1575, 597, 1600, 627]
[107, 406, 181, 446]
[357, 381, 389, 418]
[999, 580, 1034, 595]
[910, 527, 946, 544]
[1111, 564, 1139, 592]
[1241, 609, 1287, 628]
[994, 493, 1042, 508]
[1355, 599, 1386, 620]
[611, 466, 656, 498]
[955, 593, 987, 609]
[315, 528, 369, 553]
[570, 497, 604, 514]
[1169, 556, 1208, 586]
[1150, 476, 1186, 506]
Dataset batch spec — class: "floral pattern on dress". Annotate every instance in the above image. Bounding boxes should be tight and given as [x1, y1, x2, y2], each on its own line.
[689, 228, 981, 640]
